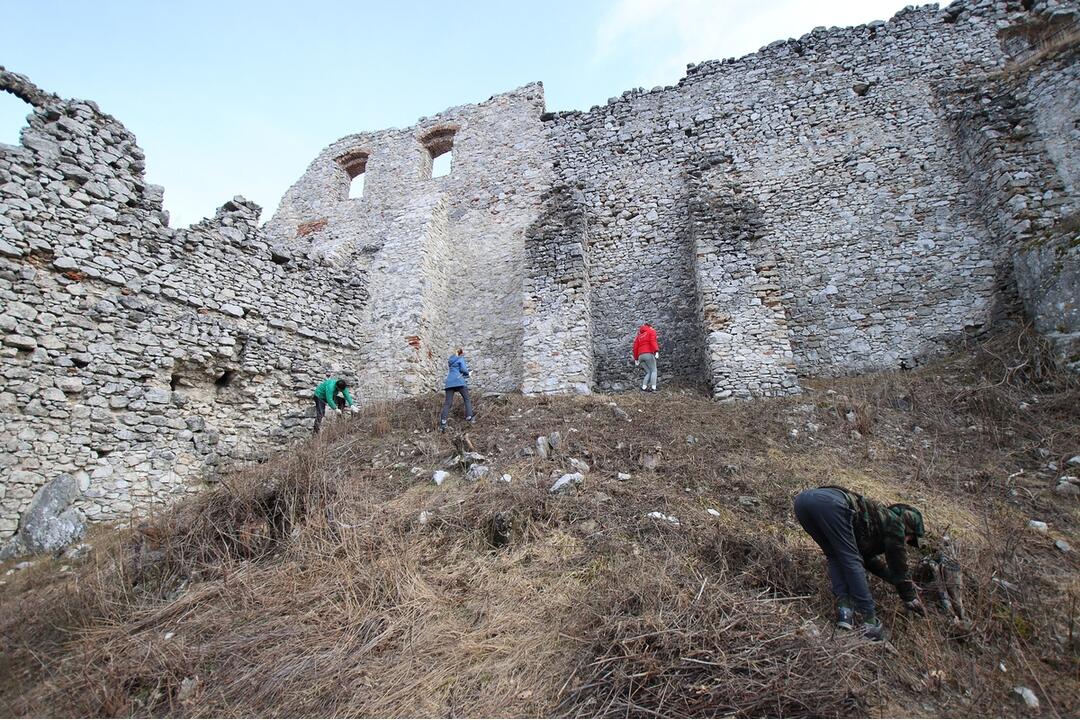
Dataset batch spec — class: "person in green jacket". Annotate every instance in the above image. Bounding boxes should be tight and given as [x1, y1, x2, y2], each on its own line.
[312, 377, 356, 435]
[793, 485, 926, 641]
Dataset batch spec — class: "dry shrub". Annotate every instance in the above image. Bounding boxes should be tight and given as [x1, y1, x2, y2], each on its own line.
[559, 569, 874, 718]
[695, 526, 820, 600]
[825, 324, 1079, 494]
[4, 484, 568, 716]
[844, 400, 876, 436]
[370, 402, 392, 437]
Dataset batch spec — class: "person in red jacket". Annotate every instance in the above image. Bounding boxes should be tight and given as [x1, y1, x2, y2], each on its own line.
[632, 323, 660, 391]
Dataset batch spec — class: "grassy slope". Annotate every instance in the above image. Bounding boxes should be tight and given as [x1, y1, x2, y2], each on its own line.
[1, 329, 1078, 717]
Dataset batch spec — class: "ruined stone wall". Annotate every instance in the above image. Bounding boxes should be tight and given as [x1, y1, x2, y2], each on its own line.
[542, 97, 709, 391]
[688, 171, 800, 399]
[539, 1, 1027, 395]
[522, 187, 595, 394]
[0, 69, 368, 550]
[944, 16, 1080, 371]
[1021, 45, 1080, 368]
[3, 0, 1079, 550]
[264, 85, 551, 396]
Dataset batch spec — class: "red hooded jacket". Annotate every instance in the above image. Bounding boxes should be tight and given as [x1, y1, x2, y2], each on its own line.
[633, 324, 659, 360]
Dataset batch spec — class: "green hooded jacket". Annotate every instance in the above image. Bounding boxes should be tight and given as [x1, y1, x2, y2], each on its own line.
[314, 377, 355, 410]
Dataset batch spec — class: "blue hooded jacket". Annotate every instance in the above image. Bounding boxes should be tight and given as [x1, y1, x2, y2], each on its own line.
[444, 355, 470, 389]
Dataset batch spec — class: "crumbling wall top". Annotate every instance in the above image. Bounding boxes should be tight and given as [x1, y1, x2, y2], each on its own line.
[0, 66, 59, 108]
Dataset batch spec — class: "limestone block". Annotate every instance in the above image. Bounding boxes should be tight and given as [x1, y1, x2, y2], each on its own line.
[3, 334, 36, 350]
[1, 473, 85, 558]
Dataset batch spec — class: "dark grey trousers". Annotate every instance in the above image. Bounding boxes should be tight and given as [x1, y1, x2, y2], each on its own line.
[794, 488, 875, 617]
[439, 386, 473, 423]
[313, 393, 346, 435]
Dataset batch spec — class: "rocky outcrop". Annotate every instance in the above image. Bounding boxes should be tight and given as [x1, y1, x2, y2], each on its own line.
[0, 474, 84, 558]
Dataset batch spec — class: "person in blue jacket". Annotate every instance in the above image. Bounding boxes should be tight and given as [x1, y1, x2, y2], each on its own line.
[438, 348, 474, 432]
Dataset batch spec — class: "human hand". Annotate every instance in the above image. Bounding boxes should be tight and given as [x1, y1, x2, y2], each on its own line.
[634, 360, 639, 367]
[655, 352, 660, 360]
[350, 406, 359, 414]
[904, 598, 926, 616]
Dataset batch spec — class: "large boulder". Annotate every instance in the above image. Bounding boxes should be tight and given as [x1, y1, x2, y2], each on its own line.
[0, 474, 86, 558]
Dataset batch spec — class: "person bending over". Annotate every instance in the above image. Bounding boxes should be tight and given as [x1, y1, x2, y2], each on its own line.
[793, 485, 925, 640]
[313, 377, 356, 435]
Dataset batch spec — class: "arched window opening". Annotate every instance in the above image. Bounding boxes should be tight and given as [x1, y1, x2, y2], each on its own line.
[432, 151, 452, 178]
[0, 91, 32, 146]
[336, 150, 369, 199]
[350, 173, 365, 198]
[420, 127, 456, 179]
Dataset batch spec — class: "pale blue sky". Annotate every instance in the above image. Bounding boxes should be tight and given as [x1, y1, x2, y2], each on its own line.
[2, 0, 922, 227]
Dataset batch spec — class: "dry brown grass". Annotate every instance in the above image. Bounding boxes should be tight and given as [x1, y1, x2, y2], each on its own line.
[0, 326, 1078, 717]
[996, 22, 1080, 83]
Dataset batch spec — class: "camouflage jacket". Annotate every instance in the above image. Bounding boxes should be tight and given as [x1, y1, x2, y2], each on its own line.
[823, 486, 917, 602]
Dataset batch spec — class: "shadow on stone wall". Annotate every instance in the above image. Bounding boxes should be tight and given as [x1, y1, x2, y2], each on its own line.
[587, 185, 709, 393]
[522, 186, 595, 395]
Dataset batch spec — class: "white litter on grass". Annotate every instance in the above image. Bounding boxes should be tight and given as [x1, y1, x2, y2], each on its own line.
[645, 511, 680, 525]
[1013, 686, 1039, 709]
[432, 470, 449, 486]
[177, 677, 199, 702]
[707, 508, 721, 517]
[5, 561, 34, 576]
[465, 464, 490, 481]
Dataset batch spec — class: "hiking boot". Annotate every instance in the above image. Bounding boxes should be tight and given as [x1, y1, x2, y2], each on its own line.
[438, 422, 447, 434]
[640, 385, 648, 391]
[466, 415, 476, 425]
[836, 606, 855, 631]
[862, 618, 886, 642]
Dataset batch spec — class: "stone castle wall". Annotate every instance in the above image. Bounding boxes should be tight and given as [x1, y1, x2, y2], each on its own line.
[522, 187, 595, 394]
[263, 85, 551, 397]
[535, 0, 1033, 393]
[1008, 35, 1080, 366]
[2, 0, 1078, 550]
[0, 71, 368, 551]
